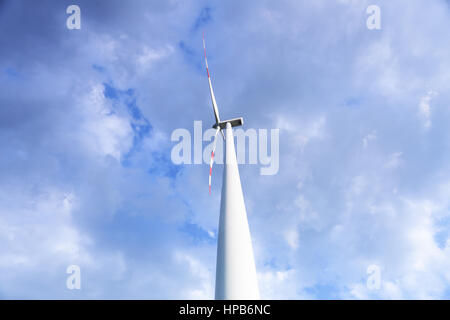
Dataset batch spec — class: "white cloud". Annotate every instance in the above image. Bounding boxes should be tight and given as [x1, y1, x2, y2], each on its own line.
[174, 252, 214, 299]
[418, 90, 437, 129]
[258, 268, 311, 299]
[80, 85, 134, 161]
[284, 228, 299, 250]
[136, 45, 174, 72]
[384, 152, 403, 169]
[363, 131, 377, 148]
[276, 115, 326, 152]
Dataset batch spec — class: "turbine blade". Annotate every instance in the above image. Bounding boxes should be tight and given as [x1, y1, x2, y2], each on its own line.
[203, 33, 221, 124]
[209, 127, 221, 194]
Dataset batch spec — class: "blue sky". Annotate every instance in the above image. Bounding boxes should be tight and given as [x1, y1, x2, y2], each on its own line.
[1, 0, 450, 299]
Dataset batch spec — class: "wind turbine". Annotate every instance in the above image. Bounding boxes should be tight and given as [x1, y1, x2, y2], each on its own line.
[203, 35, 260, 300]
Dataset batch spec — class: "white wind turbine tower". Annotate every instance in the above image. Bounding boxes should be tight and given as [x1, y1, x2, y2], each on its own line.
[203, 35, 260, 300]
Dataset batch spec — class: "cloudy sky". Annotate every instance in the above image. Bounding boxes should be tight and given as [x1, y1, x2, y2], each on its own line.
[1, 0, 450, 299]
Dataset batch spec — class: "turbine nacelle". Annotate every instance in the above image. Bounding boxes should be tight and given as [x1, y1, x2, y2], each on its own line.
[213, 117, 244, 130]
